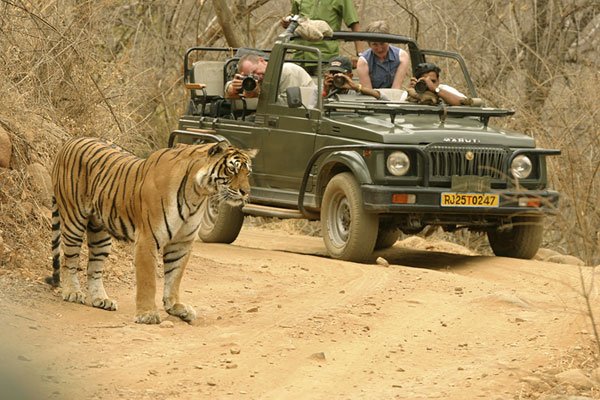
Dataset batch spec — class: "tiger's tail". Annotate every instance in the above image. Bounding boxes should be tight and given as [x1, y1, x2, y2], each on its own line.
[46, 196, 61, 287]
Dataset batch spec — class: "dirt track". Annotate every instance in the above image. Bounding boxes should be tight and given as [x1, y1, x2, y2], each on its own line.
[0, 226, 597, 400]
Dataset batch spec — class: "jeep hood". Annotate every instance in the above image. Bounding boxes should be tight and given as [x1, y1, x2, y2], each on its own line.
[328, 113, 536, 147]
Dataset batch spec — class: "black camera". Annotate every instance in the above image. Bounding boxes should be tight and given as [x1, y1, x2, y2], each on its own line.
[239, 74, 258, 93]
[414, 79, 428, 94]
[332, 74, 347, 89]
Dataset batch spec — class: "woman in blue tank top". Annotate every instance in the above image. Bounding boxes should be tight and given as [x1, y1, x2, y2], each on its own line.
[357, 20, 410, 90]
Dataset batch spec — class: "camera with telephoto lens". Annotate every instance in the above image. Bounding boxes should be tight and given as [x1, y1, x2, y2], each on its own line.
[239, 74, 258, 93]
[332, 74, 347, 89]
[414, 79, 429, 94]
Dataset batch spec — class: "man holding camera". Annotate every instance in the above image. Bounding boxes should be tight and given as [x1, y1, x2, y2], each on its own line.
[225, 53, 315, 100]
[408, 62, 466, 106]
[323, 56, 387, 100]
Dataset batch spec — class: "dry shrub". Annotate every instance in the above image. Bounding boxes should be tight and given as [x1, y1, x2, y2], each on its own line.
[512, 67, 600, 265]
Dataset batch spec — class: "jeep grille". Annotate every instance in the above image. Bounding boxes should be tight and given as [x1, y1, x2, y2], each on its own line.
[427, 145, 508, 180]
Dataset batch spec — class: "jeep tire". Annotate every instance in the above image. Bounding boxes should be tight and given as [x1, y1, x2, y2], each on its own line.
[375, 226, 401, 250]
[487, 216, 543, 259]
[321, 173, 378, 262]
[198, 197, 244, 244]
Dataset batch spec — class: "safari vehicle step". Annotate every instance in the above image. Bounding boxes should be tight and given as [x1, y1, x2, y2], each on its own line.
[242, 203, 305, 219]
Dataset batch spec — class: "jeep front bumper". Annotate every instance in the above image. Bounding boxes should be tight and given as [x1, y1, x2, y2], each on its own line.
[361, 185, 559, 216]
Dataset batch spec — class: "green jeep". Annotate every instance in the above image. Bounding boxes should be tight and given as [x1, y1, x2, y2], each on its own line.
[172, 28, 560, 263]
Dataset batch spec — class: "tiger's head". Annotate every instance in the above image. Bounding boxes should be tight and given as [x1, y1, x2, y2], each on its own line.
[195, 142, 258, 206]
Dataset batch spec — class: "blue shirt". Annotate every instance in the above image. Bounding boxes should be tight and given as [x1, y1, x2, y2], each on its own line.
[361, 45, 402, 89]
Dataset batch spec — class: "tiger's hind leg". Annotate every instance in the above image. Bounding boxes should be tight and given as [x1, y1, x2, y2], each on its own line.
[162, 240, 196, 323]
[59, 211, 87, 305]
[86, 217, 117, 311]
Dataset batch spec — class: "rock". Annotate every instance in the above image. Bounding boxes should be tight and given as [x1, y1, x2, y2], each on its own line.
[547, 254, 585, 266]
[534, 247, 584, 266]
[0, 126, 11, 168]
[26, 163, 53, 206]
[308, 352, 326, 362]
[555, 369, 595, 389]
[520, 375, 550, 391]
[230, 347, 241, 355]
[246, 307, 259, 313]
[376, 257, 389, 267]
[534, 248, 561, 261]
[398, 236, 427, 248]
[159, 320, 174, 328]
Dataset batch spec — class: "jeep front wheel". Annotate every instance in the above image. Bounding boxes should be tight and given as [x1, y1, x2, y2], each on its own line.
[198, 197, 244, 243]
[487, 216, 544, 259]
[375, 226, 401, 250]
[321, 173, 378, 262]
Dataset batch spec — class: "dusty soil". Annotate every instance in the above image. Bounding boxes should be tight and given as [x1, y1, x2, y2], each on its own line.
[0, 226, 598, 400]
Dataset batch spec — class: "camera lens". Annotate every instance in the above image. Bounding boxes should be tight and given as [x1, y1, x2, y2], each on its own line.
[241, 76, 257, 92]
[332, 75, 346, 89]
[415, 80, 428, 94]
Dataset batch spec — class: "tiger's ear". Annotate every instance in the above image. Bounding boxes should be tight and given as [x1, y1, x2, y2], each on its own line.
[208, 141, 229, 156]
[245, 148, 259, 158]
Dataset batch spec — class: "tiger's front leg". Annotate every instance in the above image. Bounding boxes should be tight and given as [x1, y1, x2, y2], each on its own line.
[162, 240, 196, 323]
[133, 234, 161, 324]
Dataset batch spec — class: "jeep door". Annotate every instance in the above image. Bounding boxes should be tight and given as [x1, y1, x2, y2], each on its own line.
[260, 105, 319, 204]
[254, 44, 322, 206]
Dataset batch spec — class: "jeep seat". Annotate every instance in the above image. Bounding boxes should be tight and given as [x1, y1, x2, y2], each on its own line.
[188, 60, 225, 98]
[187, 60, 258, 117]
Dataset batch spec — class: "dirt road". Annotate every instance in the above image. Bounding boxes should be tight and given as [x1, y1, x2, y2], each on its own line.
[0, 226, 597, 399]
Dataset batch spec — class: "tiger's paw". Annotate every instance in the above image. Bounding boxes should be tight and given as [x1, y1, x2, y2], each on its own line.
[92, 298, 118, 311]
[62, 290, 85, 304]
[134, 310, 161, 325]
[166, 303, 197, 323]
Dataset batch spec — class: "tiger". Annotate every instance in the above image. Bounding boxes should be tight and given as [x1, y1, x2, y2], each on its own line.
[46, 137, 257, 324]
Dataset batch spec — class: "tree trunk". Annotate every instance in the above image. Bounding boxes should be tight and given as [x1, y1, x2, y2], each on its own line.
[211, 0, 244, 47]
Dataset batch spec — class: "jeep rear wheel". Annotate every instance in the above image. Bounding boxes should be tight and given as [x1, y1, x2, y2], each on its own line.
[487, 216, 544, 259]
[198, 197, 244, 244]
[321, 173, 378, 262]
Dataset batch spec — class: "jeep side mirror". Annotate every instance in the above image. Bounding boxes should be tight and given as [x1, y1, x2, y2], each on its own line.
[286, 87, 303, 108]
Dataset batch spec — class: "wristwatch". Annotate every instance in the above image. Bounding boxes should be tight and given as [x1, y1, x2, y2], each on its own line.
[434, 86, 441, 94]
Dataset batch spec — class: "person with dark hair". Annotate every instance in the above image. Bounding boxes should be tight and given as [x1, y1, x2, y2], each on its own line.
[322, 56, 387, 100]
[357, 20, 410, 90]
[281, 0, 365, 74]
[408, 62, 466, 106]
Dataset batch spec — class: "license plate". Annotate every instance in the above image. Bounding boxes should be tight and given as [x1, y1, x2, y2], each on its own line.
[441, 193, 499, 207]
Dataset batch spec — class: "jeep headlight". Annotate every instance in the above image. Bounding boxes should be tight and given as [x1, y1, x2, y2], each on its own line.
[387, 151, 410, 176]
[511, 155, 532, 179]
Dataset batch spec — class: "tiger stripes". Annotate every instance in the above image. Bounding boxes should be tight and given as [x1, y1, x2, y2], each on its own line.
[47, 137, 256, 324]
